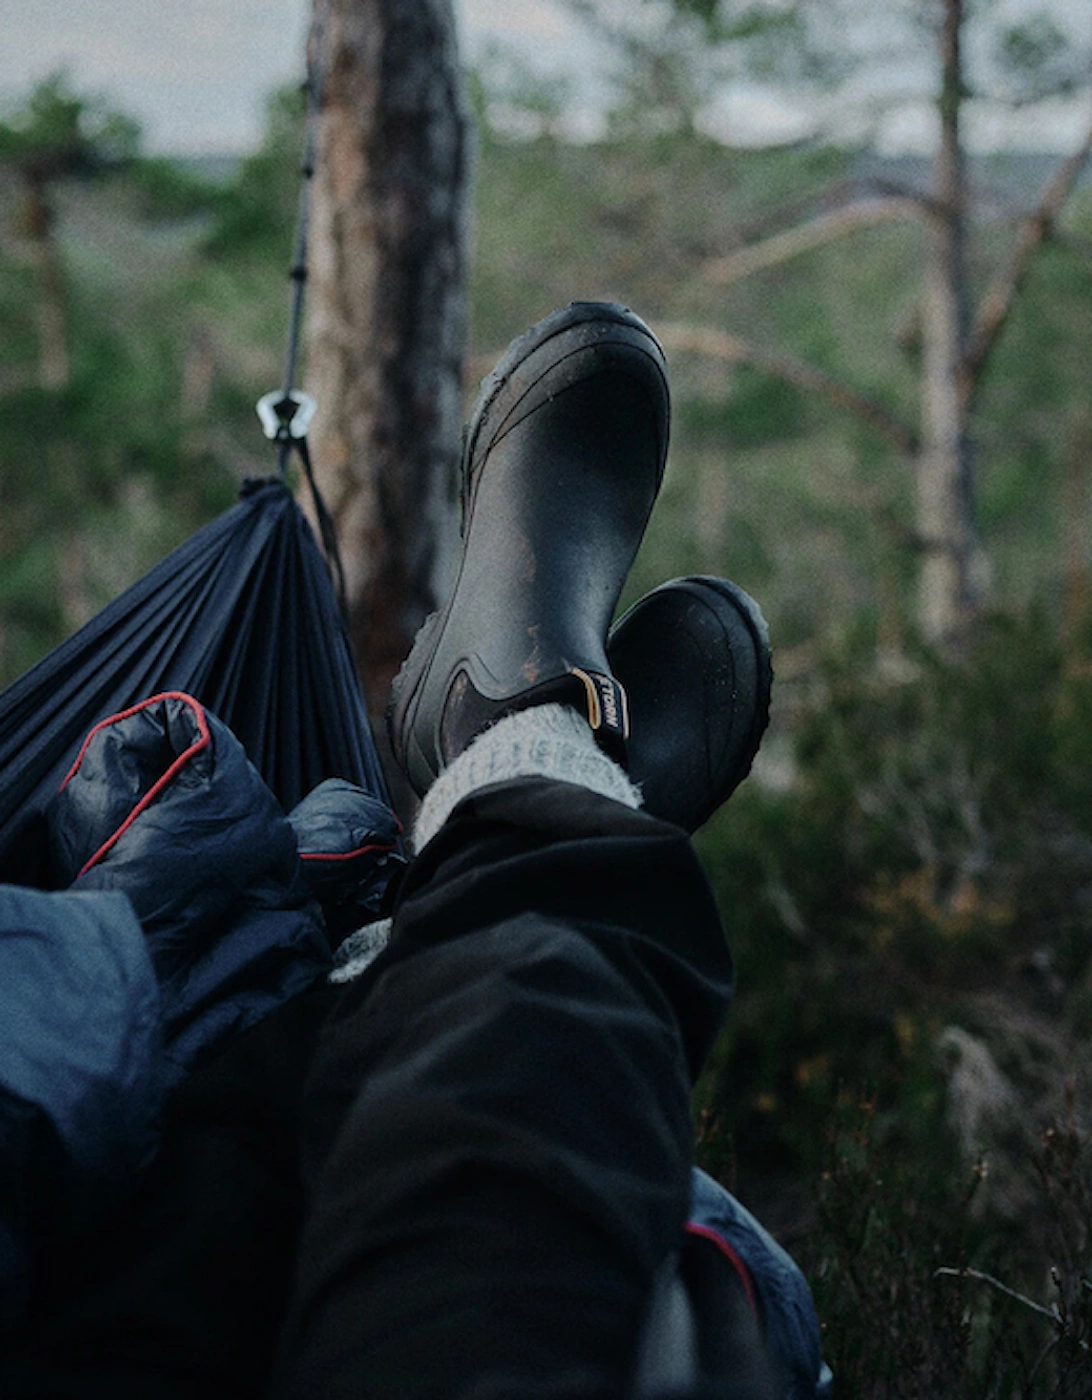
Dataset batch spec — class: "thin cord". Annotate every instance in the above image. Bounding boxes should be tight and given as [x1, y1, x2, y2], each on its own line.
[276, 5, 329, 478]
[265, 6, 349, 622]
[297, 436, 348, 614]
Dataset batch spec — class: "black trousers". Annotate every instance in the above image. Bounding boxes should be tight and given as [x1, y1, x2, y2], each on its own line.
[274, 779, 734, 1400]
[5, 779, 733, 1399]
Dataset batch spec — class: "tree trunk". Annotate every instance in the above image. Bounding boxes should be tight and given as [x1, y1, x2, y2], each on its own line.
[917, 0, 976, 647]
[305, 0, 471, 722]
[24, 171, 70, 392]
[1064, 411, 1092, 642]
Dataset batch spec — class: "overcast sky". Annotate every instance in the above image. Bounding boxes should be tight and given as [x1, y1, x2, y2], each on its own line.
[0, 0, 1088, 155]
[0, 0, 576, 153]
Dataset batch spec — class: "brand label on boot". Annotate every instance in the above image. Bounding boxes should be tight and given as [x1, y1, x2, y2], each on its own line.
[570, 668, 629, 741]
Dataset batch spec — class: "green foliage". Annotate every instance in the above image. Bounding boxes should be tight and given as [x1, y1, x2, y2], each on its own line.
[800, 1093, 1092, 1397]
[472, 43, 577, 143]
[806, 1097, 988, 1399]
[126, 157, 223, 221]
[0, 80, 290, 685]
[701, 612, 1089, 1099]
[694, 609, 1092, 1392]
[204, 85, 305, 260]
[679, 368, 807, 447]
[1000, 14, 1068, 75]
[996, 14, 1080, 102]
[0, 72, 140, 173]
[603, 0, 1090, 152]
[557, 0, 846, 140]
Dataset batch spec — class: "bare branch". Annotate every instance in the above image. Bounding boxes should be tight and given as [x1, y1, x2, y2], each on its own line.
[935, 1266, 1059, 1321]
[704, 197, 925, 286]
[961, 121, 1092, 403]
[654, 321, 919, 457]
[731, 175, 927, 245]
[935, 1266, 1090, 1349]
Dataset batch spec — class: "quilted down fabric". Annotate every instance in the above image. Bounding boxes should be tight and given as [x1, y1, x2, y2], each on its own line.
[0, 885, 161, 1333]
[288, 777, 404, 940]
[689, 1167, 832, 1399]
[0, 692, 380, 1335]
[47, 692, 333, 1083]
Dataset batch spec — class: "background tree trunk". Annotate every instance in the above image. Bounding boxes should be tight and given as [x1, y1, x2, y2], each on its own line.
[917, 0, 976, 646]
[1064, 410, 1092, 642]
[24, 171, 70, 391]
[305, 0, 471, 724]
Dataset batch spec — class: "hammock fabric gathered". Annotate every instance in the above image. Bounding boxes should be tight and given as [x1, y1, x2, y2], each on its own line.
[0, 24, 391, 885]
[0, 477, 390, 885]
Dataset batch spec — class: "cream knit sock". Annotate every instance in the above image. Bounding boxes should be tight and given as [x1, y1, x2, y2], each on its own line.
[412, 702, 642, 853]
[330, 917, 392, 983]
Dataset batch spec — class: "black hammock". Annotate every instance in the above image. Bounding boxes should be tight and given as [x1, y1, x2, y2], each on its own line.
[0, 476, 390, 886]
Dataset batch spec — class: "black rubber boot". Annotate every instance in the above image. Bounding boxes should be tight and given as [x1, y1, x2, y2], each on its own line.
[389, 302, 670, 796]
[608, 577, 772, 834]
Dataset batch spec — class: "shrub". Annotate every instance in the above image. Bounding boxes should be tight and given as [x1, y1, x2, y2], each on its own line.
[695, 609, 1092, 1394]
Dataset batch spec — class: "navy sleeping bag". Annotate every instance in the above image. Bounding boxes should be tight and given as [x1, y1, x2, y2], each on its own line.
[0, 691, 401, 1335]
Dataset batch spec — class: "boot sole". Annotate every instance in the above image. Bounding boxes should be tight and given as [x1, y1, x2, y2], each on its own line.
[608, 576, 773, 832]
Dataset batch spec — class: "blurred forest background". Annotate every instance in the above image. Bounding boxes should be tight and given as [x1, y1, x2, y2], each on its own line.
[3, 0, 1092, 1391]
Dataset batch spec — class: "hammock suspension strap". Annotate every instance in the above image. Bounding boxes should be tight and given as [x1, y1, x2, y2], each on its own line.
[257, 6, 348, 618]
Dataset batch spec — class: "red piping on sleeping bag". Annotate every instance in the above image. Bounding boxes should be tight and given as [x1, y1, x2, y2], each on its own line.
[59, 692, 212, 880]
[301, 839, 400, 864]
[685, 1221, 758, 1314]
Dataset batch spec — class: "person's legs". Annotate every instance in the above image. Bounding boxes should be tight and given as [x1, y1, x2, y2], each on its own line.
[274, 303, 769, 1399]
[274, 755, 733, 1400]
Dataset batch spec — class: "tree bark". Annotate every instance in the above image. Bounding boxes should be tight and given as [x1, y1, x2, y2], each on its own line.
[961, 120, 1092, 402]
[305, 0, 471, 721]
[24, 170, 70, 391]
[917, 0, 976, 647]
[1064, 410, 1092, 642]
